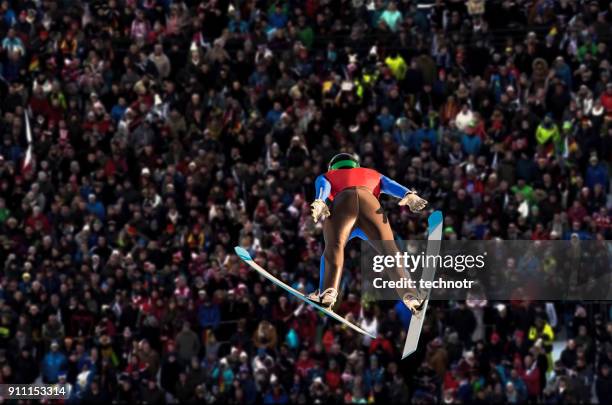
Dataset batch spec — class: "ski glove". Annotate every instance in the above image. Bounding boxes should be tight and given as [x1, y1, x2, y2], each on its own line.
[398, 192, 428, 212]
[310, 199, 330, 223]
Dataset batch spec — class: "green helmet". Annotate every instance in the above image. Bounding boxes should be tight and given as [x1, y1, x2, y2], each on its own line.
[328, 153, 360, 170]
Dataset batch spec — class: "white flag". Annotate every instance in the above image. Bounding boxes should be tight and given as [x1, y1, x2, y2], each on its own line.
[22, 109, 33, 172]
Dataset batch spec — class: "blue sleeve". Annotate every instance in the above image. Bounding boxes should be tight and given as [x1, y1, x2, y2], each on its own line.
[380, 175, 411, 198]
[315, 175, 331, 200]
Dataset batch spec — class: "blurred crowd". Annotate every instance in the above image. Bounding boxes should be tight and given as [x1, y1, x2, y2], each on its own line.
[0, 0, 612, 403]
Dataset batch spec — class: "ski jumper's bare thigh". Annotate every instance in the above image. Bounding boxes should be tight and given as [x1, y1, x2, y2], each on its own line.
[322, 188, 360, 285]
[354, 187, 396, 243]
[354, 187, 416, 297]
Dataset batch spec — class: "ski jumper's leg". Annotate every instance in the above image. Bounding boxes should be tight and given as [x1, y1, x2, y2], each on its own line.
[321, 188, 359, 292]
[318, 227, 366, 290]
[354, 188, 418, 299]
[318, 255, 325, 291]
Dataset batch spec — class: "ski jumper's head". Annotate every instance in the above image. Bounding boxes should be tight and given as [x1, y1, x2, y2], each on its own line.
[328, 153, 360, 171]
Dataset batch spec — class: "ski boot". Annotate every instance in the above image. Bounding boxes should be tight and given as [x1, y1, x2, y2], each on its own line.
[306, 288, 338, 310]
[402, 290, 427, 316]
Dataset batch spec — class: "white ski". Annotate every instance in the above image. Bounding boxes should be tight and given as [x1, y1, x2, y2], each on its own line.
[402, 210, 444, 359]
[234, 246, 377, 339]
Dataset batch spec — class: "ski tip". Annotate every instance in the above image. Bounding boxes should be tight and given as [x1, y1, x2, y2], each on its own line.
[401, 349, 415, 360]
[234, 246, 252, 261]
[428, 210, 443, 229]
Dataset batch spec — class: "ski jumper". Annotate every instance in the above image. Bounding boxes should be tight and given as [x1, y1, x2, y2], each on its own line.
[315, 167, 413, 293]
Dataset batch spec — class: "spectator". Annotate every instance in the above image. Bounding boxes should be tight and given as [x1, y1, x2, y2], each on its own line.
[596, 363, 612, 404]
[148, 43, 171, 80]
[175, 321, 201, 365]
[42, 340, 67, 383]
[197, 293, 220, 331]
[379, 2, 402, 32]
[586, 155, 610, 191]
[0, 1, 610, 403]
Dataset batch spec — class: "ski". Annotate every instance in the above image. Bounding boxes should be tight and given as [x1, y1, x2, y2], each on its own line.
[402, 210, 444, 359]
[234, 246, 377, 339]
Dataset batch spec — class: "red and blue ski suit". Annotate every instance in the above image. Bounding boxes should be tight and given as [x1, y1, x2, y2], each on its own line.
[315, 167, 412, 292]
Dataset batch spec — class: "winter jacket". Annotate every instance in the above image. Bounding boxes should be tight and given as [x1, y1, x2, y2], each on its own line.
[42, 351, 67, 383]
